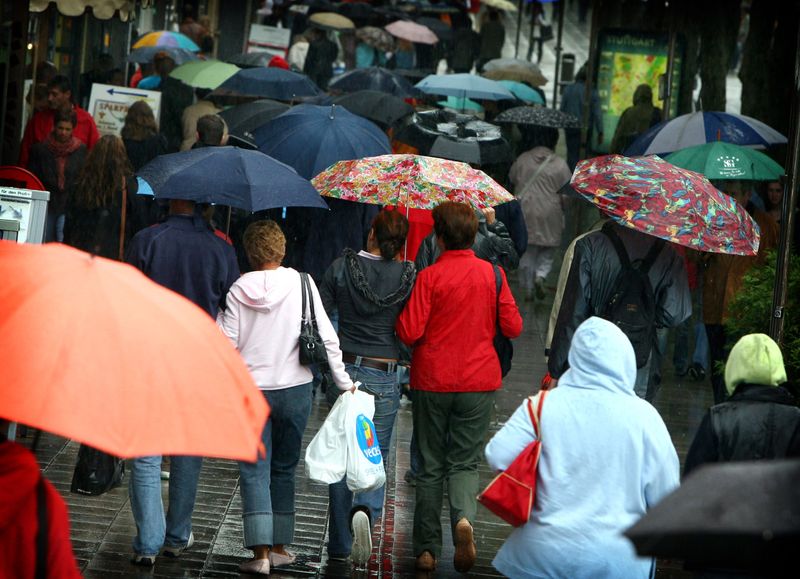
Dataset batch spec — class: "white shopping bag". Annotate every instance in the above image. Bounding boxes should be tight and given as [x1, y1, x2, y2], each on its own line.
[305, 391, 348, 484]
[344, 389, 386, 492]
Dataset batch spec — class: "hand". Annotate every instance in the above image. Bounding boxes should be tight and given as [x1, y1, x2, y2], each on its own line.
[482, 207, 496, 224]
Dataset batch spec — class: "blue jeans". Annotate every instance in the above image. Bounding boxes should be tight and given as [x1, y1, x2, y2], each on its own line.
[129, 455, 203, 556]
[238, 383, 312, 548]
[326, 364, 401, 556]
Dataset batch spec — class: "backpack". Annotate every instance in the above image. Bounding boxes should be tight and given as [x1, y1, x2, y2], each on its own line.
[599, 226, 664, 368]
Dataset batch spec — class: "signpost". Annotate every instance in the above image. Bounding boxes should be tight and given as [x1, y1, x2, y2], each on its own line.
[87, 83, 162, 137]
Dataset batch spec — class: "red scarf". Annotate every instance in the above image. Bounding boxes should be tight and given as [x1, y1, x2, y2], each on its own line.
[45, 133, 82, 192]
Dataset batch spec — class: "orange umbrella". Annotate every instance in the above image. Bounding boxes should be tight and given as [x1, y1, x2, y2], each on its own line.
[0, 241, 268, 462]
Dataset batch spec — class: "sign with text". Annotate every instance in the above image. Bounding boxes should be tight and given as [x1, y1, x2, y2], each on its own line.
[247, 24, 291, 58]
[87, 83, 162, 137]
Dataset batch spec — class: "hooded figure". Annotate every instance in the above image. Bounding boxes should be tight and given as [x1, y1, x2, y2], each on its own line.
[486, 317, 679, 579]
[684, 334, 800, 476]
[610, 84, 662, 154]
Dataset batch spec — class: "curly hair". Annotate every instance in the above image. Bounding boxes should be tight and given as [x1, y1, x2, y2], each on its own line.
[121, 100, 159, 141]
[244, 220, 286, 268]
[72, 135, 133, 210]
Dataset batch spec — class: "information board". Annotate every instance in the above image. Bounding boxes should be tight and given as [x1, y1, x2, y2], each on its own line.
[87, 83, 162, 137]
[248, 24, 291, 58]
[0, 186, 49, 244]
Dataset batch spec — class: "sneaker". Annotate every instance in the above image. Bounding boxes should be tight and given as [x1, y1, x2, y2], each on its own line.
[415, 550, 436, 571]
[131, 554, 156, 567]
[453, 518, 476, 573]
[162, 532, 194, 558]
[239, 558, 270, 575]
[269, 550, 296, 567]
[350, 509, 372, 566]
[688, 363, 706, 382]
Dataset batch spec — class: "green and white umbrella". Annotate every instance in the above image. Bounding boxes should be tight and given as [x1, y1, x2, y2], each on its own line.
[665, 141, 784, 181]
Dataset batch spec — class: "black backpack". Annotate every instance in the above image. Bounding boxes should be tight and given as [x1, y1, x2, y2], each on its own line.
[599, 226, 664, 368]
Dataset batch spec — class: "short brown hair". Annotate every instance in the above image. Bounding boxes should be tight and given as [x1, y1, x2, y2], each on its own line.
[432, 202, 478, 250]
[372, 210, 409, 260]
[244, 220, 286, 268]
[53, 108, 77, 127]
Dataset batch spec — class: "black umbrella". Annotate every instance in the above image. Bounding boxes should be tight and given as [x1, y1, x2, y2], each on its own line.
[332, 90, 414, 128]
[215, 68, 320, 100]
[224, 52, 274, 69]
[625, 460, 800, 573]
[495, 106, 581, 129]
[218, 99, 291, 138]
[328, 67, 420, 98]
[416, 16, 453, 41]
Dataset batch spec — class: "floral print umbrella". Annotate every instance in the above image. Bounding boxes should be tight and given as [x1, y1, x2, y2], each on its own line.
[311, 154, 514, 210]
[570, 155, 760, 256]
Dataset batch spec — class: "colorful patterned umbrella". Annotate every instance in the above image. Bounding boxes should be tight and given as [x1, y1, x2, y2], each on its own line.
[665, 141, 784, 181]
[570, 155, 760, 256]
[311, 154, 513, 210]
[355, 26, 396, 52]
[127, 46, 200, 65]
[133, 31, 200, 52]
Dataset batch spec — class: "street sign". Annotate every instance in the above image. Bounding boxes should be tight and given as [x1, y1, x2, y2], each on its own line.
[87, 83, 162, 137]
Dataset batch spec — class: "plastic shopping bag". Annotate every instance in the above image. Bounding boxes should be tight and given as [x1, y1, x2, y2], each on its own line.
[305, 392, 348, 484]
[344, 389, 386, 492]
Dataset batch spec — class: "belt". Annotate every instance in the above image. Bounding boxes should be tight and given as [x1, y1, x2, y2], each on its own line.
[342, 353, 397, 373]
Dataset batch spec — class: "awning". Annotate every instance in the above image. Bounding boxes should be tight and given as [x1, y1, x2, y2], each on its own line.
[29, 0, 153, 21]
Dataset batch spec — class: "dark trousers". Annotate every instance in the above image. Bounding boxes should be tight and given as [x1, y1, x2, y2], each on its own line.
[705, 323, 727, 404]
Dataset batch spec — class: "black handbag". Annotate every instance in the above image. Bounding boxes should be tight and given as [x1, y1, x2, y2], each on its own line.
[493, 265, 514, 377]
[298, 272, 330, 366]
[70, 444, 125, 496]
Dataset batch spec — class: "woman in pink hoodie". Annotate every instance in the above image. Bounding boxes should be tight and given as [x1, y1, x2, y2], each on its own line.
[217, 220, 354, 575]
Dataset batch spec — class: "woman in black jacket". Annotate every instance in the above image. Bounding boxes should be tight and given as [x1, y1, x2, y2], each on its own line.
[121, 100, 167, 171]
[684, 333, 800, 476]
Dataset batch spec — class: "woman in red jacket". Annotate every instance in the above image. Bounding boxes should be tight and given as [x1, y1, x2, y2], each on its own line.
[396, 201, 522, 574]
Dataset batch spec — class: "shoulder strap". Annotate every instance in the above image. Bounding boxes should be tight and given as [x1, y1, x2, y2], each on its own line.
[526, 390, 547, 438]
[301, 273, 319, 329]
[118, 176, 128, 261]
[602, 224, 631, 269]
[35, 476, 48, 579]
[519, 153, 555, 196]
[492, 264, 502, 330]
[300, 272, 309, 323]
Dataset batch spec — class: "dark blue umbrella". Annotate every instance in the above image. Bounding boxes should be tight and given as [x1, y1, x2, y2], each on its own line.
[215, 67, 320, 100]
[328, 67, 420, 98]
[253, 104, 391, 179]
[137, 147, 327, 211]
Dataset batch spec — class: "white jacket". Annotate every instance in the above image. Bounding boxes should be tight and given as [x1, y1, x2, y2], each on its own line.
[486, 317, 679, 579]
[217, 267, 352, 391]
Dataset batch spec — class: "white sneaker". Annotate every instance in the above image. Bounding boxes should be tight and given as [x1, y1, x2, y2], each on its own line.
[162, 532, 194, 557]
[350, 510, 372, 566]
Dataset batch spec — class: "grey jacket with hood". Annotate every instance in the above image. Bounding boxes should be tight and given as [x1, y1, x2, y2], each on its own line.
[320, 249, 416, 360]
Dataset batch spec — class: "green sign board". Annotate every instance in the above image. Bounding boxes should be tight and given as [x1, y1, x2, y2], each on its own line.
[595, 29, 683, 153]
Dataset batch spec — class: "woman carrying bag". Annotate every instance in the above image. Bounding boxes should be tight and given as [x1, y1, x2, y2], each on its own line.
[217, 220, 355, 575]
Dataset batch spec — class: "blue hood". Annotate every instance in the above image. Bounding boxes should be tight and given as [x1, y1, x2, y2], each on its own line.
[558, 316, 637, 396]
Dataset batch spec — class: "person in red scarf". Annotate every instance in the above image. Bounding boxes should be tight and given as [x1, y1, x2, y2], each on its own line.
[27, 109, 87, 242]
[19, 74, 99, 168]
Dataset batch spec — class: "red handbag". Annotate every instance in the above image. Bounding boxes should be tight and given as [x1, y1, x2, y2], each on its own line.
[478, 391, 547, 527]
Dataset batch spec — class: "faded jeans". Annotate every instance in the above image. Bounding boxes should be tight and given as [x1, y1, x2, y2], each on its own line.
[326, 364, 401, 556]
[238, 383, 312, 548]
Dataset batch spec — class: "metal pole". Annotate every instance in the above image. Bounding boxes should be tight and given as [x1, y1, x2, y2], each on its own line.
[662, 7, 677, 122]
[768, 22, 800, 343]
[552, 0, 566, 106]
[579, 0, 600, 161]
[515, 0, 524, 58]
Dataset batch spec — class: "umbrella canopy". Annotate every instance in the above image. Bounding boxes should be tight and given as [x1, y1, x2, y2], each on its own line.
[0, 241, 268, 461]
[169, 59, 240, 89]
[416, 73, 515, 101]
[309, 11, 355, 30]
[138, 146, 327, 211]
[127, 46, 200, 65]
[312, 154, 514, 209]
[625, 111, 789, 156]
[133, 30, 200, 51]
[482, 0, 518, 11]
[218, 99, 291, 138]
[385, 20, 439, 45]
[570, 154, 761, 256]
[329, 66, 419, 97]
[254, 104, 391, 179]
[666, 141, 784, 181]
[497, 80, 545, 104]
[484, 66, 548, 87]
[225, 52, 274, 68]
[482, 58, 543, 73]
[415, 16, 453, 40]
[355, 26, 396, 52]
[495, 106, 580, 128]
[428, 136, 512, 165]
[332, 90, 414, 128]
[625, 460, 800, 571]
[215, 67, 320, 100]
[438, 95, 485, 112]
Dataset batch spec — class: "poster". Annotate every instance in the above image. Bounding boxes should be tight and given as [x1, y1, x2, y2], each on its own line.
[0, 187, 49, 244]
[87, 83, 162, 137]
[247, 24, 291, 58]
[595, 30, 683, 153]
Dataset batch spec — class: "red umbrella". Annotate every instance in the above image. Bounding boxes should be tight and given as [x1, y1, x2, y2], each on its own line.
[570, 155, 761, 256]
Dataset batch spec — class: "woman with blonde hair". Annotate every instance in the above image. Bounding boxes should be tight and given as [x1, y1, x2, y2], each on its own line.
[218, 220, 356, 576]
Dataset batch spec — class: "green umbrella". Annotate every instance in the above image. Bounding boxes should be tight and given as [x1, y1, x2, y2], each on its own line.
[437, 95, 484, 113]
[169, 59, 240, 89]
[666, 141, 783, 181]
[497, 80, 545, 104]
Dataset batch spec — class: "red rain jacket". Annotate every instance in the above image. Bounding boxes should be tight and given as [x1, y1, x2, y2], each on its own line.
[19, 105, 99, 168]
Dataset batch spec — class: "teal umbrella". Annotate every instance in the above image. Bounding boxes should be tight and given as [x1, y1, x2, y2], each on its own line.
[665, 141, 784, 181]
[437, 96, 484, 113]
[497, 80, 545, 104]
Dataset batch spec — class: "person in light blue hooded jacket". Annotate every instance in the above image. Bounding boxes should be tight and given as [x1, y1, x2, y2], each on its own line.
[485, 317, 679, 579]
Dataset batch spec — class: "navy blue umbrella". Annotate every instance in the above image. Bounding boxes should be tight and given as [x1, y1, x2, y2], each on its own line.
[137, 146, 327, 211]
[253, 104, 391, 179]
[328, 67, 420, 98]
[215, 67, 320, 100]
